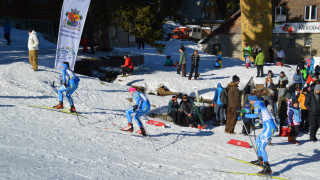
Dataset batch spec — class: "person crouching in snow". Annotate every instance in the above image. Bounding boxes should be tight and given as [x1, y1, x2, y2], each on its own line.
[247, 95, 277, 175]
[54, 62, 80, 113]
[122, 87, 150, 136]
[287, 100, 301, 143]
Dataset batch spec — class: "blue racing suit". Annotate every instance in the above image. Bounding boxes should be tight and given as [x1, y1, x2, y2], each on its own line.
[253, 100, 277, 163]
[58, 67, 80, 106]
[126, 91, 150, 127]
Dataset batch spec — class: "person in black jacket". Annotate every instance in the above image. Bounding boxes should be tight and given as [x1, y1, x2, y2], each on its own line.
[188, 50, 200, 80]
[168, 95, 180, 125]
[305, 84, 320, 142]
[179, 94, 200, 127]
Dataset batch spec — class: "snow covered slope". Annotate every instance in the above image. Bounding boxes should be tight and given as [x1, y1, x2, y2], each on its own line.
[0, 28, 319, 179]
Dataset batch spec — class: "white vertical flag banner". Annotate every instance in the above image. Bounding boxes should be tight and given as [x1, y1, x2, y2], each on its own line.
[54, 0, 91, 70]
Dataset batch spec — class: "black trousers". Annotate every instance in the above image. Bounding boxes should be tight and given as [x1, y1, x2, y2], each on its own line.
[257, 65, 264, 77]
[189, 64, 199, 79]
[309, 114, 320, 140]
[180, 113, 200, 127]
[279, 118, 286, 135]
[168, 111, 181, 125]
[299, 109, 309, 131]
[4, 33, 11, 44]
[121, 67, 133, 75]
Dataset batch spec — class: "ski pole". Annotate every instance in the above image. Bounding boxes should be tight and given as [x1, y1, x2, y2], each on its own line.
[243, 118, 263, 167]
[141, 120, 157, 151]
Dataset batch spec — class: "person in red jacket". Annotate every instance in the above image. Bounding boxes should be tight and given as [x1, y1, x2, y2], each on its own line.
[121, 54, 134, 77]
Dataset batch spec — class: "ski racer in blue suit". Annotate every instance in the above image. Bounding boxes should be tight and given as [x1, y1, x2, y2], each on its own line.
[53, 62, 80, 113]
[246, 95, 277, 175]
[122, 87, 150, 136]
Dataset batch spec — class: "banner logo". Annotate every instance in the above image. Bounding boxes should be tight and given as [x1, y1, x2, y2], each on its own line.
[63, 8, 83, 30]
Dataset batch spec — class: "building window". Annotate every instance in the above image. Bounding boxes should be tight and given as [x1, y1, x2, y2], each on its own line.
[305, 38, 312, 47]
[305, 5, 317, 21]
[288, 39, 295, 47]
[275, 6, 287, 22]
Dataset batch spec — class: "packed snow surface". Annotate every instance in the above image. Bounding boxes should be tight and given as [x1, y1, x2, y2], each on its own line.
[0, 28, 319, 179]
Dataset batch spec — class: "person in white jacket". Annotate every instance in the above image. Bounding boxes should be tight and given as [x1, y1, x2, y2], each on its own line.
[28, 28, 39, 71]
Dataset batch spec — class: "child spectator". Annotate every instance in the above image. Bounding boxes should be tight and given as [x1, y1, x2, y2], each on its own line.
[268, 70, 274, 77]
[240, 102, 252, 135]
[298, 88, 309, 133]
[164, 56, 173, 66]
[287, 100, 302, 143]
[212, 83, 224, 125]
[277, 93, 290, 136]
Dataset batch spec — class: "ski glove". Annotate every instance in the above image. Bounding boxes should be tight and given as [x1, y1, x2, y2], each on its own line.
[132, 105, 138, 112]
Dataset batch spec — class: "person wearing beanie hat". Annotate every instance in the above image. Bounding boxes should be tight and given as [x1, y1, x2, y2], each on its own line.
[232, 75, 240, 83]
[298, 88, 309, 133]
[246, 94, 277, 175]
[225, 75, 240, 134]
[53, 62, 80, 113]
[168, 95, 181, 125]
[305, 83, 320, 141]
[122, 87, 150, 136]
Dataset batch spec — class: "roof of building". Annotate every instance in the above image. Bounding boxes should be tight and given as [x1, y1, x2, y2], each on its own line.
[200, 10, 241, 44]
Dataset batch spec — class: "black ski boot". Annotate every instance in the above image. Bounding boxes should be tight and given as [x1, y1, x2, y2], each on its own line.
[53, 101, 63, 109]
[70, 105, 76, 113]
[250, 156, 263, 166]
[258, 162, 272, 174]
[137, 127, 147, 136]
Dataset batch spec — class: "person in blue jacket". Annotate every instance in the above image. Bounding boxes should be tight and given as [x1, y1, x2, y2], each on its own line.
[122, 87, 150, 136]
[246, 95, 277, 175]
[292, 69, 305, 88]
[53, 62, 80, 113]
[212, 83, 224, 125]
[4, 19, 12, 45]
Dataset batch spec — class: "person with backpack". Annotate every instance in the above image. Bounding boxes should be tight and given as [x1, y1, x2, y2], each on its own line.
[53, 62, 80, 113]
[122, 87, 150, 136]
[212, 83, 224, 125]
[225, 75, 241, 134]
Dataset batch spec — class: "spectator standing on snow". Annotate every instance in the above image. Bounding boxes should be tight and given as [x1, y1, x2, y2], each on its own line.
[298, 88, 309, 133]
[292, 69, 305, 88]
[277, 71, 288, 99]
[255, 49, 265, 77]
[137, 37, 145, 49]
[168, 95, 181, 125]
[189, 50, 200, 80]
[252, 45, 260, 61]
[27, 27, 39, 71]
[306, 56, 315, 75]
[277, 95, 288, 136]
[305, 84, 320, 142]
[287, 100, 301, 144]
[225, 75, 240, 134]
[243, 44, 252, 68]
[212, 83, 224, 126]
[269, 47, 275, 64]
[277, 48, 285, 64]
[177, 47, 187, 77]
[4, 19, 12, 45]
[121, 54, 134, 77]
